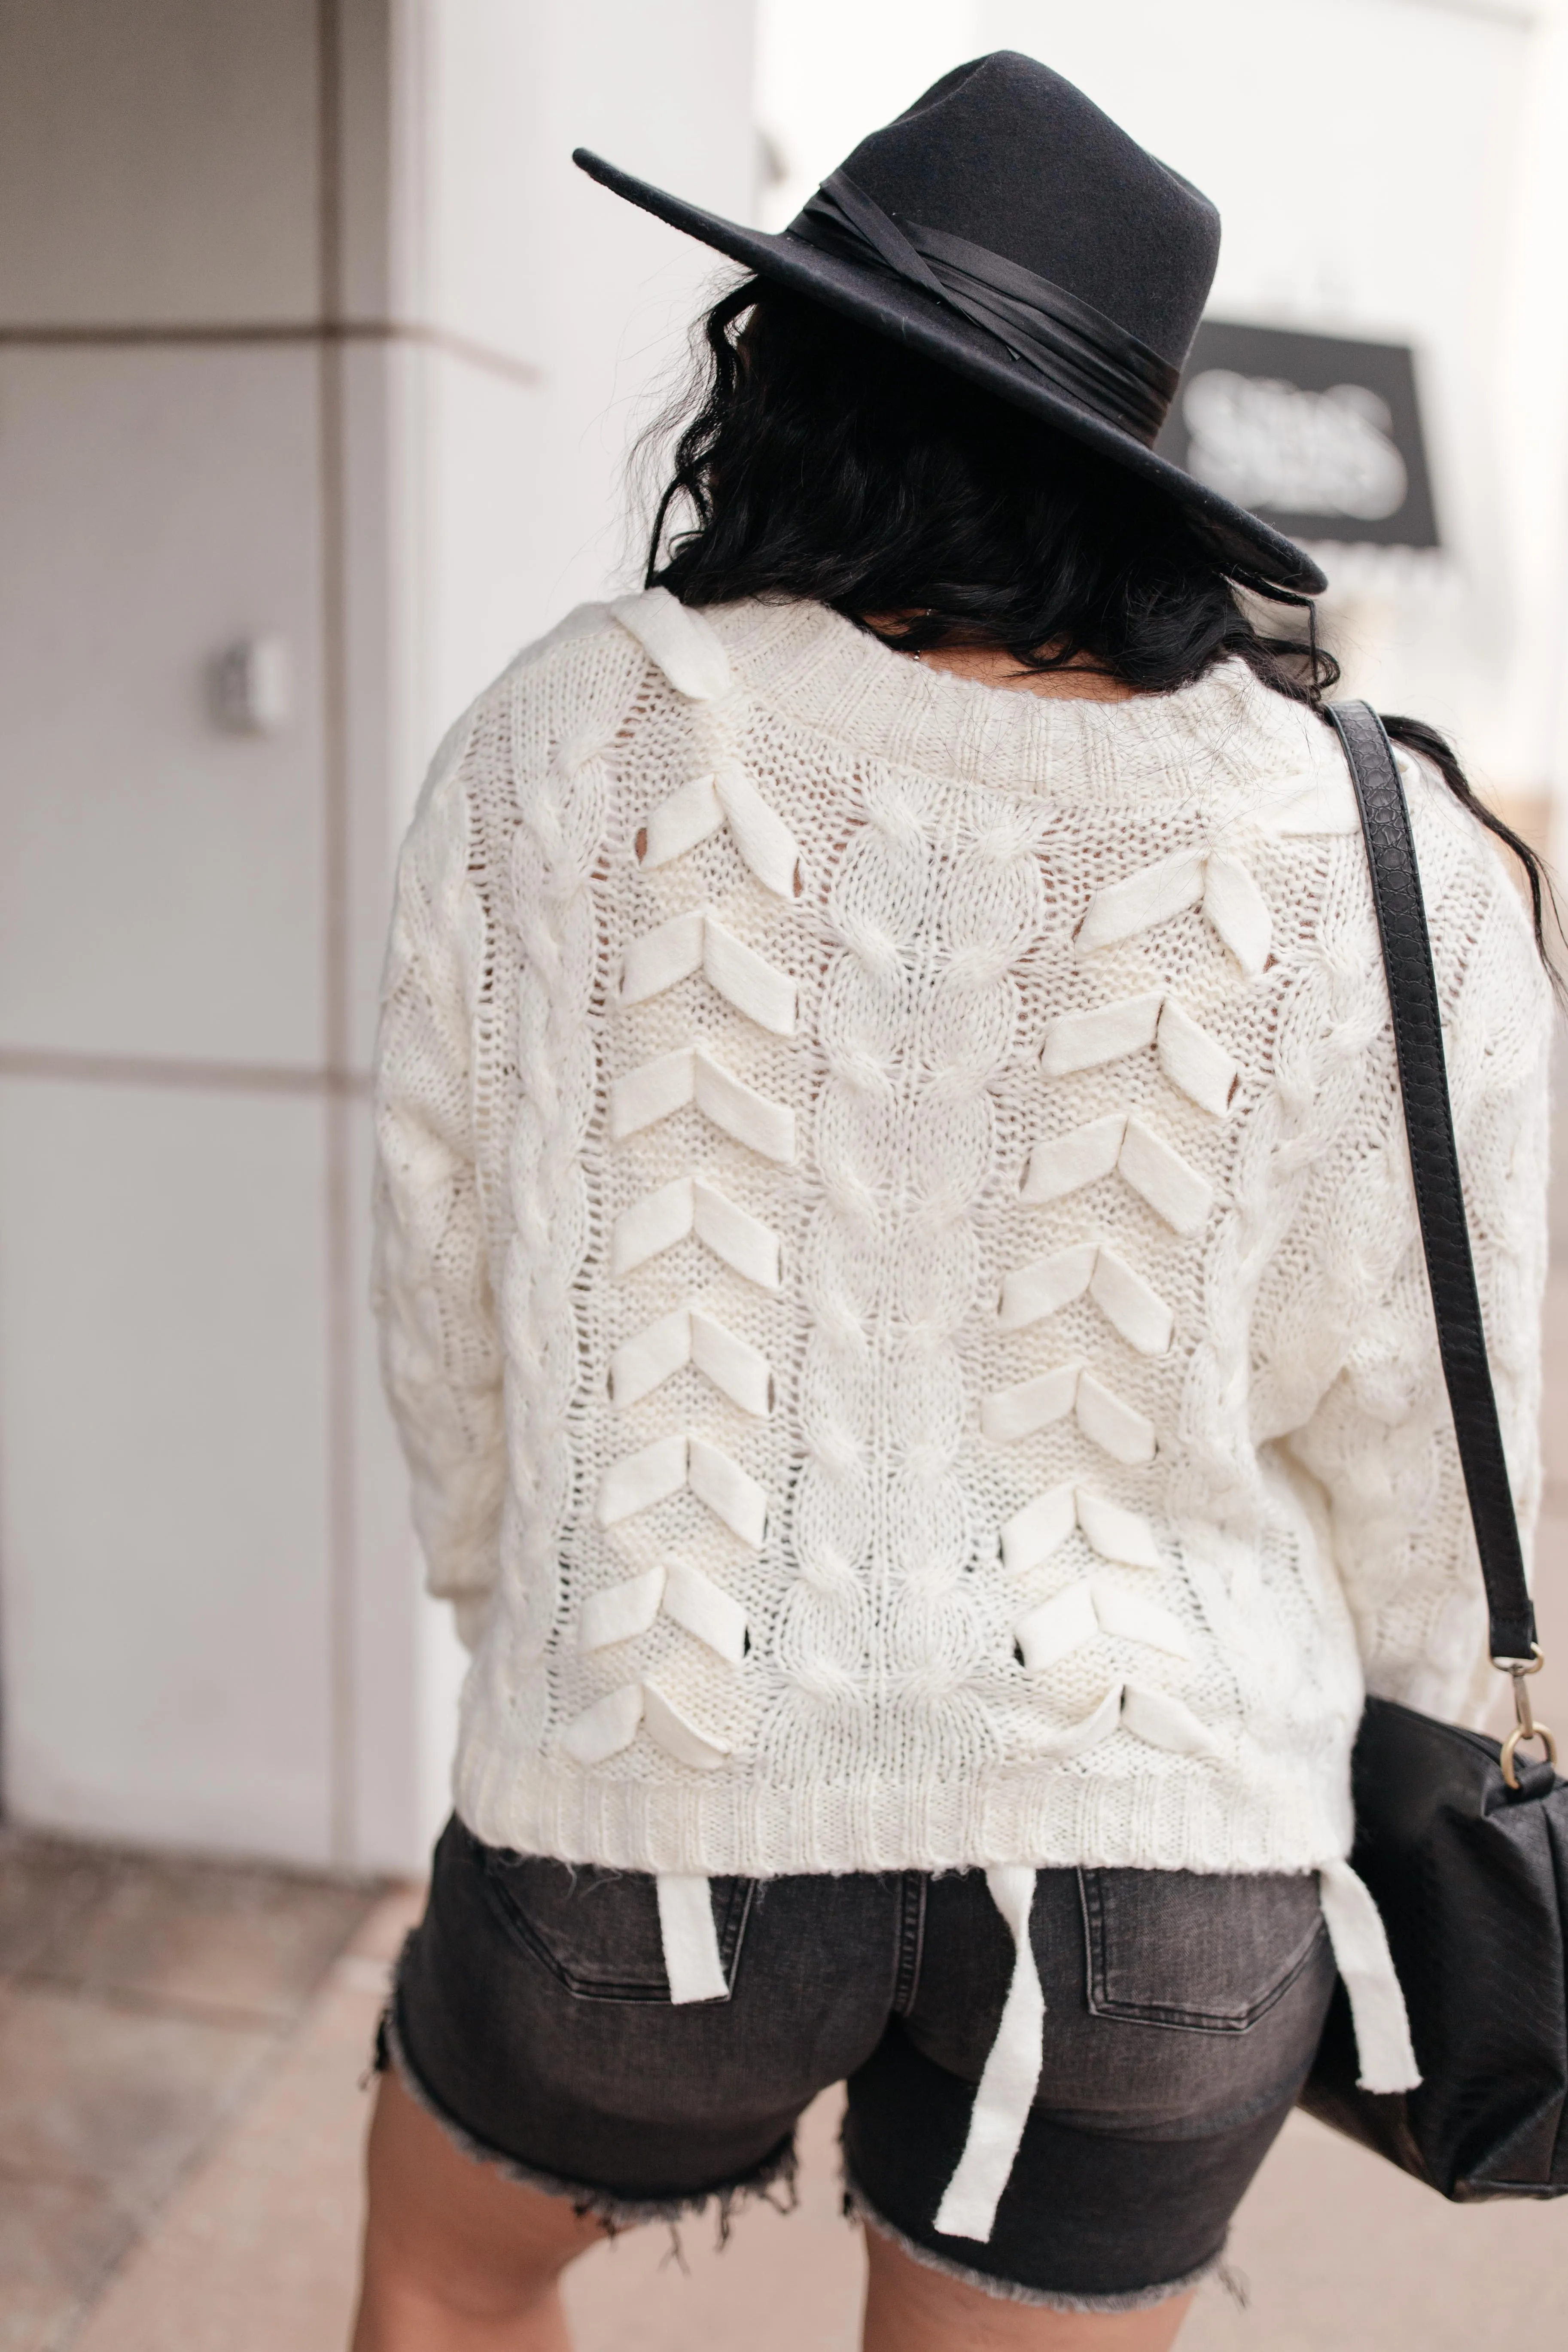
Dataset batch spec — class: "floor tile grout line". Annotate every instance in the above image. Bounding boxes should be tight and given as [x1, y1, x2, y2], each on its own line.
[0, 2148, 112, 2194]
[1, 1967, 315, 2036]
[50, 1917, 392, 2352]
[0, 1826, 390, 1875]
[38, 2026, 296, 2352]
[0, 1880, 392, 2352]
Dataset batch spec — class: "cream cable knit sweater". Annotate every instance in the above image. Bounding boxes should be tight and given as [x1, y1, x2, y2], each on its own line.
[373, 590, 1550, 1889]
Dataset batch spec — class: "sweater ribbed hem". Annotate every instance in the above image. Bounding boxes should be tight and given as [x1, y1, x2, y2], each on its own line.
[451, 1740, 1353, 1877]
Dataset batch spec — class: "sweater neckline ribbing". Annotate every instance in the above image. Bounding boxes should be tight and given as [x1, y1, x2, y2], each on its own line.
[703, 596, 1340, 809]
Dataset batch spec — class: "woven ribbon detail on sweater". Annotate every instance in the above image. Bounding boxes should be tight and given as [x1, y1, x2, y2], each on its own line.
[372, 590, 1551, 1880]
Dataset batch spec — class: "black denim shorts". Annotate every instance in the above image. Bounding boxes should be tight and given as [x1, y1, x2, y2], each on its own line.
[383, 1816, 1335, 2313]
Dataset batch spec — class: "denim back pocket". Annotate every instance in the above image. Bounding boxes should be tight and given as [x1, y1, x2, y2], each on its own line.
[478, 1851, 753, 2003]
[1079, 1867, 1325, 2033]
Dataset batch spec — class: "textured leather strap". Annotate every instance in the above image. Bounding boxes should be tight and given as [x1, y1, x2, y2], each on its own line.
[1329, 702, 1536, 1663]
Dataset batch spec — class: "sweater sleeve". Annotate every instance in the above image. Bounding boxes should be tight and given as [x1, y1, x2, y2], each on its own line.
[371, 714, 506, 1648]
[1282, 816, 1551, 1725]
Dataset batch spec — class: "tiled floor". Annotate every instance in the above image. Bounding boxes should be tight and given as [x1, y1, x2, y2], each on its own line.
[0, 1838, 379, 2352]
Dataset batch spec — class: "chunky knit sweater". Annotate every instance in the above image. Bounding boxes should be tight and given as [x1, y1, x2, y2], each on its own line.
[373, 590, 1550, 1887]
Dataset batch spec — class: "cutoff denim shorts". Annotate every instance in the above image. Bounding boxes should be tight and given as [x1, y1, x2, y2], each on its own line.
[381, 1816, 1336, 2313]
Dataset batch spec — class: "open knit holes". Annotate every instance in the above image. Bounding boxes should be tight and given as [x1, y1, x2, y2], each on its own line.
[485, 680, 617, 1737]
[379, 590, 1538, 1908]
[554, 596, 1295, 1777]
[987, 823, 1273, 1760]
[773, 928, 884, 1738]
[636, 815, 803, 901]
[565, 597, 809, 1771]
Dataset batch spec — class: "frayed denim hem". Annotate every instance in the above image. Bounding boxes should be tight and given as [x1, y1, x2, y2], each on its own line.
[845, 2176, 1223, 2314]
[374, 1990, 798, 2238]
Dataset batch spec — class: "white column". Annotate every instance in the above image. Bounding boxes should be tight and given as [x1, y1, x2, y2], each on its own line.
[0, 0, 756, 1874]
[0, 0, 339, 1862]
[1492, 0, 1568, 840]
[342, 0, 758, 1868]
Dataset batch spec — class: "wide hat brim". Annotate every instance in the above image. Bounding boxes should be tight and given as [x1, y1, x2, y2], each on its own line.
[575, 149, 1327, 600]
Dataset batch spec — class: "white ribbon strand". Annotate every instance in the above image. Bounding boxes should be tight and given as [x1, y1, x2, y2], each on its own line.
[1001, 1484, 1162, 1577]
[611, 1175, 782, 1290]
[983, 1366, 1156, 1464]
[999, 1241, 1172, 1357]
[933, 1866, 1045, 2244]
[656, 1874, 731, 2004]
[611, 588, 734, 702]
[1022, 1113, 1212, 1235]
[595, 1433, 768, 1543]
[1075, 846, 1271, 975]
[609, 1045, 796, 1163]
[1038, 993, 1237, 1118]
[1317, 1858, 1420, 2093]
[620, 908, 797, 1035]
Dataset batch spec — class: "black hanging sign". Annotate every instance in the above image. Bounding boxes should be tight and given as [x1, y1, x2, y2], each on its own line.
[1156, 321, 1439, 549]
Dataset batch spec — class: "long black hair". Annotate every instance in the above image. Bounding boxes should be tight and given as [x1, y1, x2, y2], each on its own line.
[645, 278, 1559, 969]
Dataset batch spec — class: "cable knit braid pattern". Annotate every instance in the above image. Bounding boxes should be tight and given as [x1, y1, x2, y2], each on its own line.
[372, 592, 1551, 1880]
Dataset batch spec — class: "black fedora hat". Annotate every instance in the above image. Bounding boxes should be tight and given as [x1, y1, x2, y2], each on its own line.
[575, 52, 1326, 598]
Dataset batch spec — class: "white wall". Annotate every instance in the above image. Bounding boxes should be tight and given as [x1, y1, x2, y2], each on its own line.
[0, 0, 755, 1873]
[756, 0, 1568, 816]
[0, 0, 341, 1867]
[385, 0, 757, 760]
[354, 0, 757, 1866]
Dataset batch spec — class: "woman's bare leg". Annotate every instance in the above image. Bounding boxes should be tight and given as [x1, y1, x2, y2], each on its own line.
[352, 2070, 606, 2351]
[353, 2070, 1199, 2352]
[862, 2217, 1194, 2352]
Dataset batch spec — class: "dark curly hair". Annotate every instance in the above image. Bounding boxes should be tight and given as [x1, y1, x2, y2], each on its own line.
[644, 277, 1559, 968]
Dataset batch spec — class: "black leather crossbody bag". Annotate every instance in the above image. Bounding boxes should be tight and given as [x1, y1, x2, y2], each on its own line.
[1298, 702, 1568, 2200]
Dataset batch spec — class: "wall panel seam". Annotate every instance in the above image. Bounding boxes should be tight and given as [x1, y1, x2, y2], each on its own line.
[320, 0, 358, 1871]
[0, 319, 541, 389]
[0, 1048, 370, 1098]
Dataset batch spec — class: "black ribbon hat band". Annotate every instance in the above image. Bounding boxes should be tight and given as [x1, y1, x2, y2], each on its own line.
[569, 51, 1327, 595]
[792, 172, 1179, 447]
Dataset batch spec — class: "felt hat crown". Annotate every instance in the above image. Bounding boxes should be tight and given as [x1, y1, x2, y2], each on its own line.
[576, 52, 1325, 596]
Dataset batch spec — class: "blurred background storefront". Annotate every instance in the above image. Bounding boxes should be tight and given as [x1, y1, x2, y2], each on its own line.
[2, 0, 1566, 1885]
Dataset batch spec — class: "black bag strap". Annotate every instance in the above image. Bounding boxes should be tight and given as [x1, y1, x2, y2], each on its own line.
[1327, 701, 1535, 1664]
